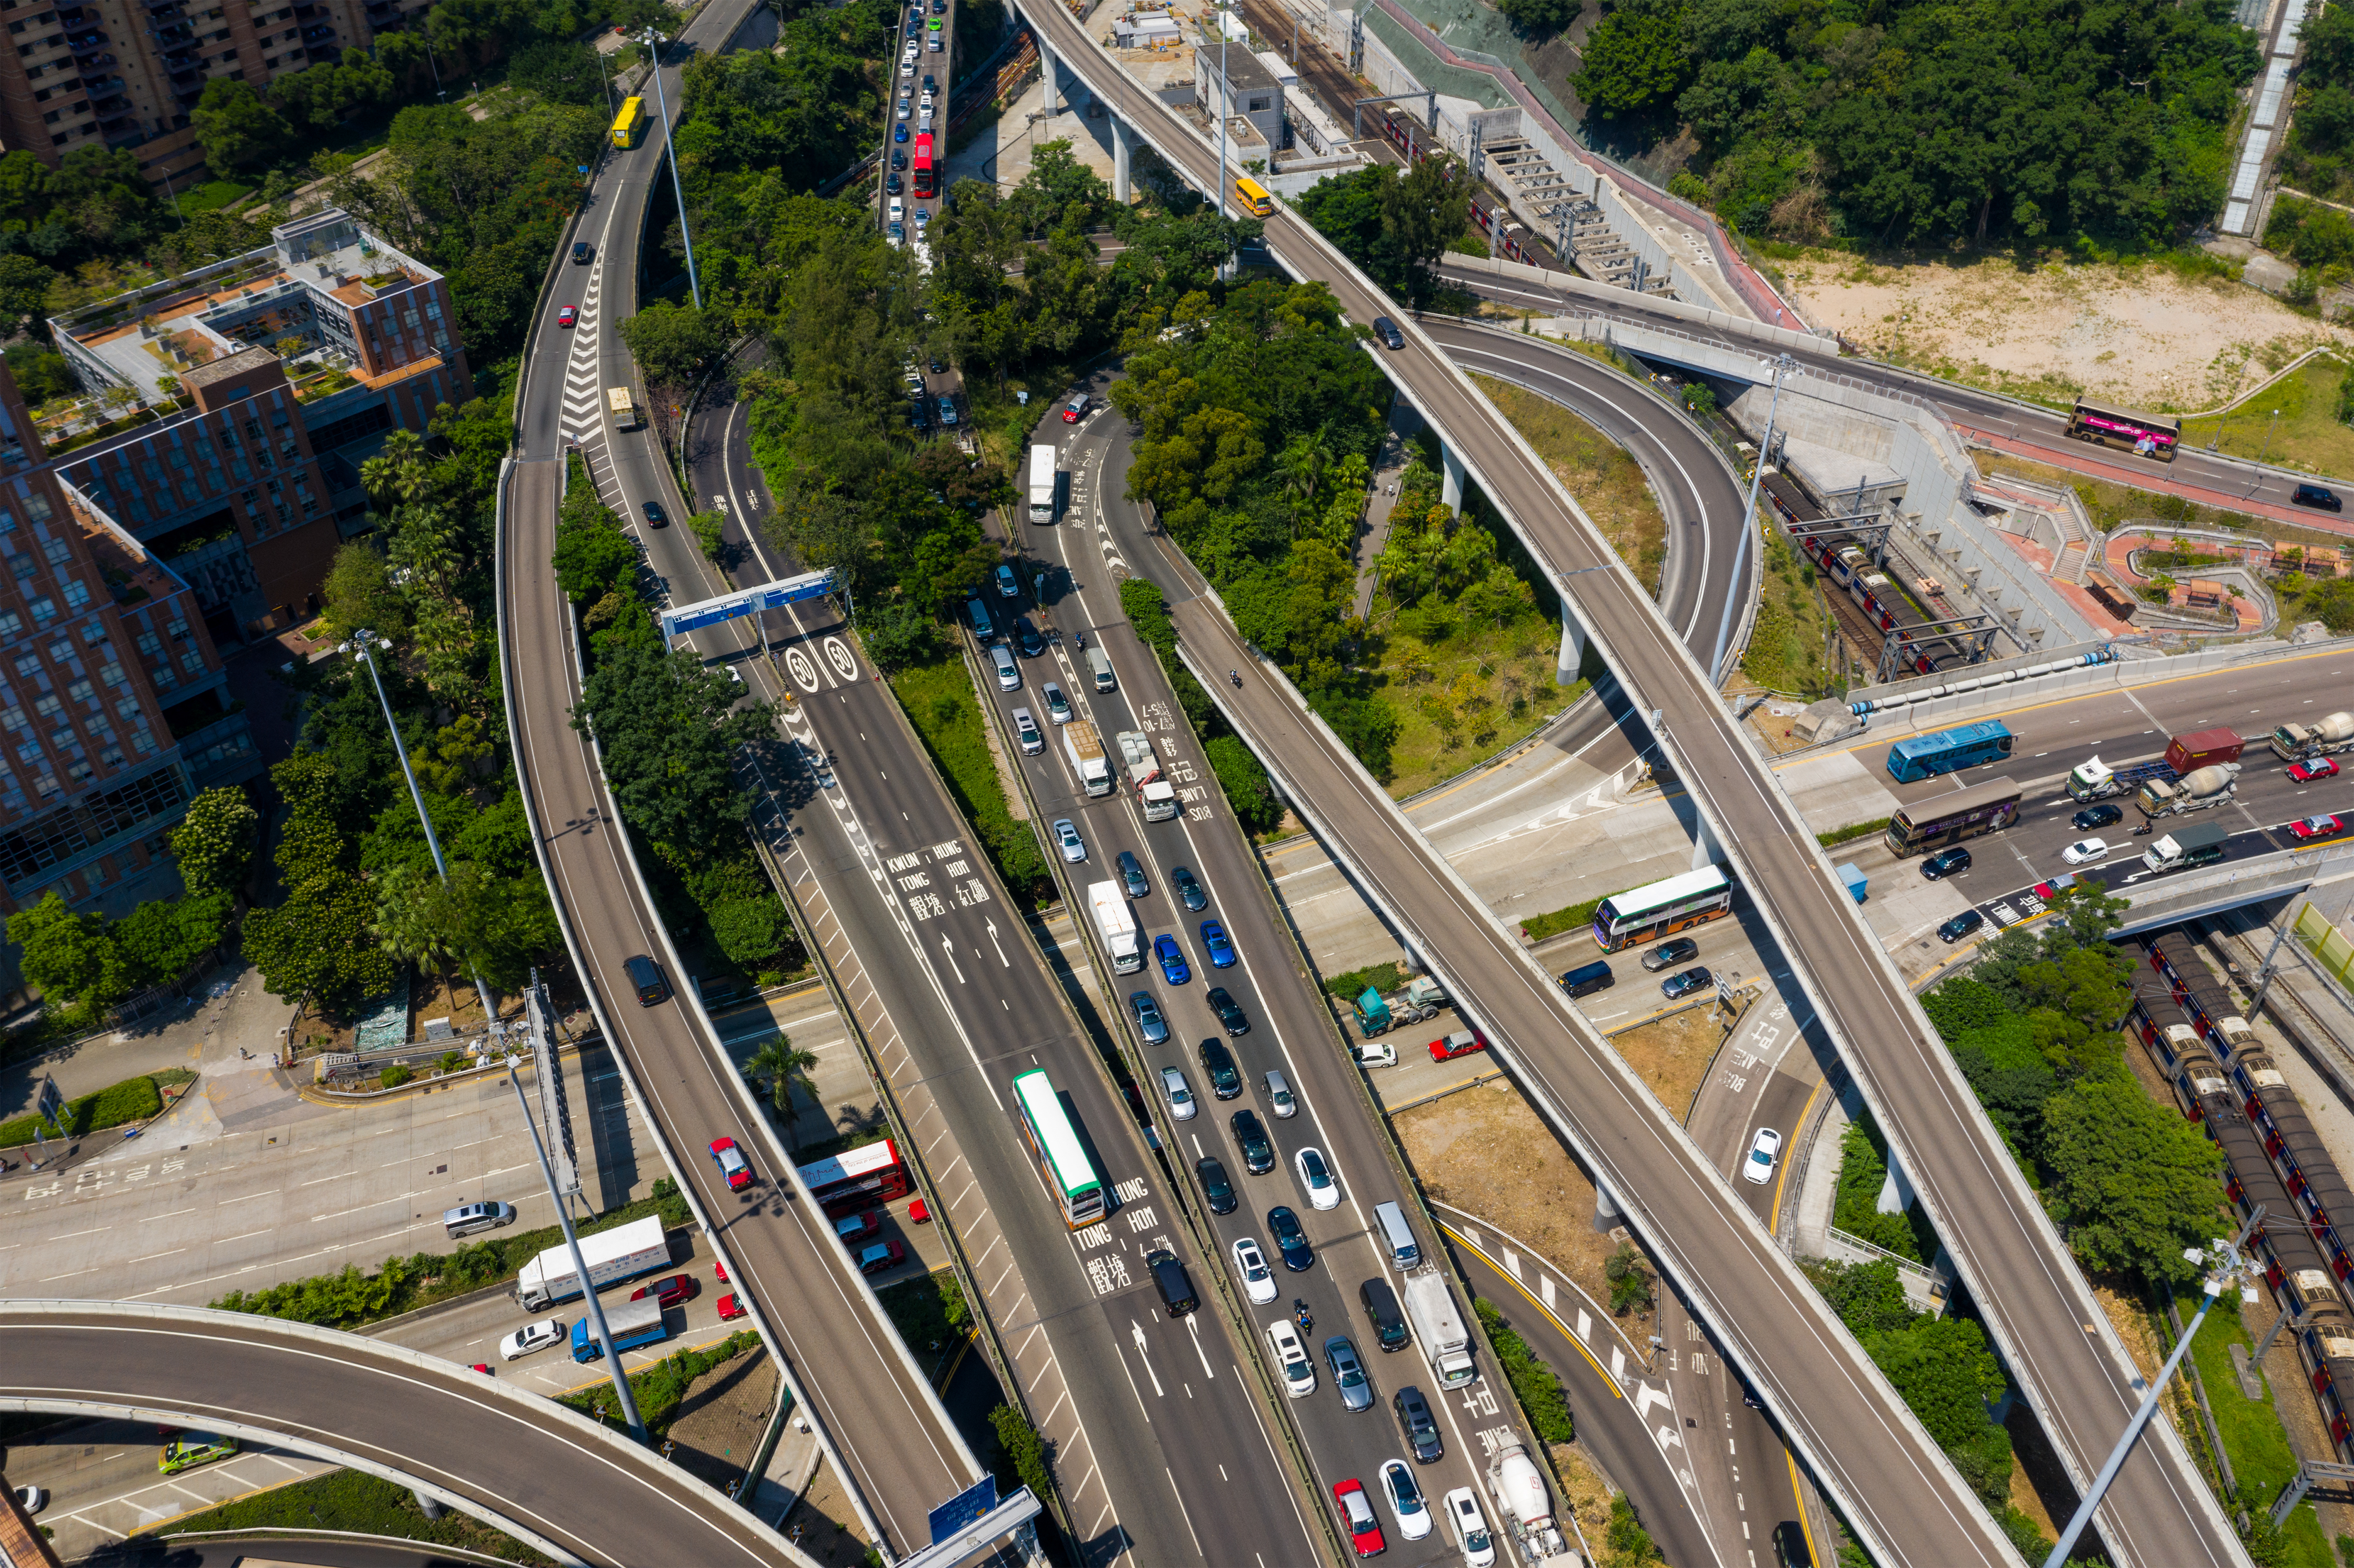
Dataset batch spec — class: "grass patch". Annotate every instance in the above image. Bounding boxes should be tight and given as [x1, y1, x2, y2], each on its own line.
[1321, 960, 1408, 1000]
[179, 180, 253, 214]
[560, 1330, 763, 1440]
[890, 652, 1051, 905]
[2178, 356, 2354, 483]
[0, 1071, 162, 1147]
[1830, 1119, 1935, 1262]
[1474, 373, 1667, 594]
[1817, 818, 1890, 848]
[1369, 613, 1578, 800]
[2175, 1297, 2335, 1566]
[211, 1182, 693, 1330]
[875, 1269, 971, 1372]
[1474, 1298, 1575, 1441]
[162, 1468, 552, 1563]
[1741, 528, 1847, 698]
[1521, 896, 1604, 944]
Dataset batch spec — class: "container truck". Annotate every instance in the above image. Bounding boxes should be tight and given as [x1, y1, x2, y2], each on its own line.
[570, 1294, 668, 1362]
[2272, 711, 2354, 762]
[1088, 880, 1143, 973]
[1487, 1441, 1570, 1563]
[2135, 763, 2242, 820]
[514, 1216, 670, 1310]
[1351, 976, 1447, 1036]
[1027, 444, 1057, 524]
[1116, 730, 1161, 790]
[1140, 779, 1179, 822]
[606, 386, 639, 430]
[2143, 821, 2231, 872]
[2166, 727, 2245, 772]
[1401, 1269, 1476, 1388]
[1063, 720, 1112, 797]
[2067, 755, 2177, 802]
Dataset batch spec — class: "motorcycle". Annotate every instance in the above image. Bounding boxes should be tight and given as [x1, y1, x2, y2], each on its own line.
[1292, 1299, 1313, 1334]
[1230, 670, 1243, 688]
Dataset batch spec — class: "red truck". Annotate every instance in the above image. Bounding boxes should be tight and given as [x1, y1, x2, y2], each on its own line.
[2165, 728, 2244, 773]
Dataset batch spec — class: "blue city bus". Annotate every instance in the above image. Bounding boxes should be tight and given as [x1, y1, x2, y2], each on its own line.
[1885, 720, 2015, 783]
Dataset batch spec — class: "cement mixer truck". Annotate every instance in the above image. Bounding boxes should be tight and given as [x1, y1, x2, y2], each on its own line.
[2135, 762, 2243, 820]
[2271, 711, 2354, 763]
[1486, 1441, 1571, 1563]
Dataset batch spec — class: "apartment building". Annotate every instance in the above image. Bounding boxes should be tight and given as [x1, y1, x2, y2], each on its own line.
[0, 0, 375, 189]
[49, 206, 468, 647]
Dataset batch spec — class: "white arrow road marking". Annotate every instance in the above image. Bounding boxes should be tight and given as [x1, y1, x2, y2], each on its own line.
[940, 936, 966, 983]
[1186, 1314, 1216, 1381]
[1131, 1321, 1164, 1396]
[986, 919, 1010, 966]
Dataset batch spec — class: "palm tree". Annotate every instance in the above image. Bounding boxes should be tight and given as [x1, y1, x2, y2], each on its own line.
[1272, 427, 1334, 531]
[743, 1033, 818, 1120]
[370, 863, 455, 980]
[361, 428, 431, 509]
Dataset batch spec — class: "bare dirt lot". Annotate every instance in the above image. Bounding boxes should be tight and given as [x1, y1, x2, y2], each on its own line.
[1607, 1003, 1733, 1126]
[1780, 250, 2348, 412]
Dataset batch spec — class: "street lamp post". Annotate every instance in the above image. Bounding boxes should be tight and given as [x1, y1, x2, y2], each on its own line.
[641, 29, 704, 311]
[1709, 353, 1795, 685]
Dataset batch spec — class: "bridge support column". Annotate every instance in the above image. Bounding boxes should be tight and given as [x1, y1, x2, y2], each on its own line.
[1039, 33, 1059, 117]
[1593, 1177, 1624, 1234]
[1112, 118, 1134, 203]
[1876, 1150, 1916, 1216]
[1440, 444, 1466, 513]
[1556, 603, 1586, 687]
[1692, 816, 1723, 872]
[414, 1490, 443, 1520]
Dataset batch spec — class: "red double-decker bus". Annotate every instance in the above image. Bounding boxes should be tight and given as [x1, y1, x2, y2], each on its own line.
[799, 1138, 911, 1215]
[912, 133, 935, 199]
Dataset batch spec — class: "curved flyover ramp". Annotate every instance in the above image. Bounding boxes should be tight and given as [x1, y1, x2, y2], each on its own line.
[0, 1302, 810, 1568]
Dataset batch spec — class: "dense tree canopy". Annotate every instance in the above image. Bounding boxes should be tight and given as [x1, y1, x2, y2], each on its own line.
[1289, 156, 1463, 309]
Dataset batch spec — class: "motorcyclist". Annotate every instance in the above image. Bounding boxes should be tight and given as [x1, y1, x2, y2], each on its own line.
[1230, 669, 1243, 688]
[1293, 1298, 1312, 1333]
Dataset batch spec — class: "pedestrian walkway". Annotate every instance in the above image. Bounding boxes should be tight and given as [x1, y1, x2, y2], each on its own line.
[1352, 400, 1425, 618]
[1, 963, 288, 1120]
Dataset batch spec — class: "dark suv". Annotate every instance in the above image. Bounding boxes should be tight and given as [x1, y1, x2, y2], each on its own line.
[1195, 1155, 1237, 1215]
[1230, 1108, 1274, 1173]
[1207, 986, 1250, 1036]
[1372, 315, 1405, 349]
[1920, 846, 1971, 879]
[1938, 908, 1986, 943]
[1198, 1037, 1242, 1098]
[2295, 483, 2344, 512]
[1394, 1386, 1444, 1463]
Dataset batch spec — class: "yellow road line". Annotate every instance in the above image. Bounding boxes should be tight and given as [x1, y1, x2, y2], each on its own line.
[1768, 1080, 1823, 1231]
[1439, 1221, 1624, 1400]
[1787, 1448, 1827, 1566]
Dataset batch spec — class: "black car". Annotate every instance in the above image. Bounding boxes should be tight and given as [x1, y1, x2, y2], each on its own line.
[1938, 908, 1985, 944]
[1230, 1108, 1274, 1173]
[892, 149, 908, 170]
[641, 501, 667, 528]
[1640, 937, 1699, 973]
[1198, 1036, 1242, 1098]
[1920, 846, 1971, 879]
[1195, 1155, 1237, 1215]
[1372, 315, 1405, 349]
[1207, 986, 1250, 1036]
[1013, 616, 1043, 657]
[1394, 1386, 1444, 1463]
[2296, 483, 2344, 512]
[1171, 864, 1207, 911]
[886, 172, 903, 195]
[1268, 1205, 1312, 1270]
[1117, 850, 1149, 899]
[571, 241, 593, 264]
[930, 353, 947, 374]
[2072, 803, 2123, 831]
[1661, 965, 1712, 1000]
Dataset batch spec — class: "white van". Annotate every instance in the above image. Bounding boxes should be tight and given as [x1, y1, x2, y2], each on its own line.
[991, 643, 1020, 691]
[1373, 1200, 1421, 1270]
[1088, 646, 1115, 692]
[1012, 707, 1045, 755]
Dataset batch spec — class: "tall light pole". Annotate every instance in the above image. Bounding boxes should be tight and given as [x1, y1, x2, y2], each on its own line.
[2042, 1212, 2265, 1568]
[1710, 353, 1795, 685]
[641, 28, 703, 310]
[1215, 0, 1230, 226]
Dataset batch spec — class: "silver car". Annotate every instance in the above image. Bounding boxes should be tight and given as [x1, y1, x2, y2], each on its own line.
[1052, 818, 1086, 862]
[1325, 1334, 1373, 1412]
[500, 1317, 567, 1360]
[1161, 1065, 1196, 1120]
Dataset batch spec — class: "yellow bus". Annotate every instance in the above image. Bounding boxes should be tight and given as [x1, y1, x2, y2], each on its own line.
[1235, 175, 1273, 217]
[611, 96, 644, 150]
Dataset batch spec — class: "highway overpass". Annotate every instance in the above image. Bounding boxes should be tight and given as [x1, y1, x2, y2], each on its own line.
[1003, 4, 2244, 1561]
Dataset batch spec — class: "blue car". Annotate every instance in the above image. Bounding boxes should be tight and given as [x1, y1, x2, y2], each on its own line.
[1199, 919, 1236, 969]
[1155, 934, 1190, 985]
[893, 123, 909, 143]
[1129, 990, 1169, 1044]
[1268, 1205, 1312, 1271]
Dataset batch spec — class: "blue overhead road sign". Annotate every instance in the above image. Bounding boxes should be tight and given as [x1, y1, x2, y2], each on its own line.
[926, 1475, 997, 1543]
[660, 569, 840, 641]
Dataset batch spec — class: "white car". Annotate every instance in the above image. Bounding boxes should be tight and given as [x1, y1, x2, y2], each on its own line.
[13, 1484, 46, 1516]
[1353, 1041, 1397, 1069]
[1233, 1236, 1277, 1304]
[2061, 837, 2108, 865]
[1295, 1146, 1339, 1210]
[899, 58, 914, 75]
[1052, 817, 1086, 862]
[1042, 680, 1072, 723]
[1161, 1065, 1196, 1120]
[500, 1318, 567, 1360]
[1443, 1486, 1496, 1568]
[888, 196, 903, 225]
[1379, 1459, 1432, 1541]
[1741, 1126, 1783, 1185]
[920, 90, 935, 110]
[896, 99, 910, 120]
[1266, 1319, 1316, 1397]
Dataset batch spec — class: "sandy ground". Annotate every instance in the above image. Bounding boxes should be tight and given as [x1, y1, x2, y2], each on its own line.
[1608, 1002, 1736, 1127]
[780, 1458, 879, 1565]
[664, 1351, 780, 1495]
[1781, 252, 2351, 411]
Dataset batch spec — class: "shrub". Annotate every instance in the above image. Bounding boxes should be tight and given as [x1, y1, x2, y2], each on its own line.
[0, 1072, 163, 1147]
[1521, 895, 1605, 943]
[379, 1063, 414, 1089]
[1474, 1298, 1575, 1441]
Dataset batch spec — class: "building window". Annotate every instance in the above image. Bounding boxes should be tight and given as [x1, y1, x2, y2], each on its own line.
[27, 596, 54, 623]
[60, 580, 87, 610]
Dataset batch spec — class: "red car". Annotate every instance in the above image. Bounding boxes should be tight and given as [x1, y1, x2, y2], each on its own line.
[631, 1274, 697, 1308]
[1061, 393, 1090, 423]
[716, 1292, 748, 1321]
[557, 305, 577, 328]
[1428, 1029, 1486, 1063]
[709, 1137, 753, 1191]
[470, 1363, 494, 1376]
[715, 1258, 729, 1285]
[857, 1239, 906, 1276]
[2030, 871, 2076, 902]
[2290, 756, 2340, 782]
[2293, 814, 2345, 840]
[833, 1209, 882, 1245]
[1333, 1478, 1386, 1557]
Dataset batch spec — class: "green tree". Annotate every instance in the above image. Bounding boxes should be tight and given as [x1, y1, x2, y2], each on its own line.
[1205, 735, 1282, 836]
[172, 787, 260, 900]
[988, 1403, 1053, 1503]
[2041, 1070, 2225, 1287]
[742, 1032, 817, 1116]
[1497, 0, 1579, 32]
[861, 597, 942, 672]
[1605, 1494, 1663, 1563]
[574, 644, 773, 856]
[507, 39, 609, 105]
[191, 77, 293, 177]
[1605, 1241, 1653, 1314]
[112, 893, 234, 989]
[7, 892, 125, 1011]
[618, 299, 730, 390]
[371, 862, 460, 980]
[1573, 0, 1690, 118]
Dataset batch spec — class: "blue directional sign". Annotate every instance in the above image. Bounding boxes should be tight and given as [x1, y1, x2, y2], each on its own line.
[926, 1475, 997, 1544]
[659, 569, 840, 641]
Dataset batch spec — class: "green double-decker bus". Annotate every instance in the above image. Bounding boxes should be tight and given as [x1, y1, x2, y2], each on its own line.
[1013, 1070, 1105, 1229]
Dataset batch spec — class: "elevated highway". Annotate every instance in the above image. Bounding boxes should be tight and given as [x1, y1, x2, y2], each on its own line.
[1004, 3, 2244, 1560]
[0, 1302, 803, 1567]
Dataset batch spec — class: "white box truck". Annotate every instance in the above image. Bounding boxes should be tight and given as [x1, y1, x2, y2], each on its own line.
[1063, 720, 1112, 797]
[1089, 879, 1143, 973]
[1028, 444, 1056, 524]
[1140, 779, 1179, 822]
[1401, 1269, 1476, 1388]
[1116, 731, 1161, 790]
[514, 1215, 670, 1310]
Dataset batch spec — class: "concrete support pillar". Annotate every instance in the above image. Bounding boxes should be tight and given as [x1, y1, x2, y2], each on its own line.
[1112, 118, 1133, 204]
[1440, 445, 1466, 513]
[1692, 816, 1722, 873]
[1875, 1150, 1917, 1217]
[1556, 604, 1586, 687]
[1039, 36, 1058, 117]
[414, 1491, 443, 1520]
[1593, 1176, 1624, 1234]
